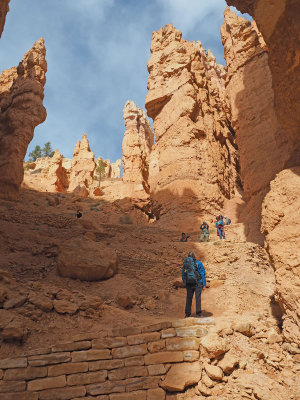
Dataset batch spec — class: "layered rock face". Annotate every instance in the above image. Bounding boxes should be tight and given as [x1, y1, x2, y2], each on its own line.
[261, 167, 300, 344]
[221, 8, 288, 203]
[0, 38, 47, 200]
[222, 7, 300, 343]
[111, 159, 121, 178]
[145, 24, 238, 224]
[0, 0, 9, 38]
[42, 149, 68, 192]
[226, 0, 300, 166]
[122, 100, 154, 197]
[68, 133, 96, 192]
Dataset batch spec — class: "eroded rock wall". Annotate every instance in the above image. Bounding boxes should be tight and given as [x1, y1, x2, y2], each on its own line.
[0, 38, 47, 200]
[221, 9, 291, 243]
[68, 133, 96, 193]
[122, 100, 154, 199]
[0, 0, 9, 38]
[261, 168, 300, 344]
[43, 149, 68, 192]
[226, 0, 300, 166]
[145, 24, 238, 226]
[221, 9, 288, 202]
[111, 159, 121, 179]
[222, 7, 300, 340]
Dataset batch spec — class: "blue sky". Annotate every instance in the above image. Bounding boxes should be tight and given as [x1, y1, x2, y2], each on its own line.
[0, 0, 246, 162]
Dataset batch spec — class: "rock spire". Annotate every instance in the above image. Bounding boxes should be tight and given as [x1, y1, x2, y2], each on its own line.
[68, 133, 96, 193]
[122, 100, 154, 194]
[0, 38, 47, 200]
[226, 0, 300, 166]
[145, 23, 238, 225]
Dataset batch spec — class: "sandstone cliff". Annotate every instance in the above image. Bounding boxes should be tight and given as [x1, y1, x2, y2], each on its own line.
[0, 0, 9, 38]
[221, 9, 289, 205]
[122, 100, 154, 199]
[42, 149, 68, 192]
[145, 24, 238, 226]
[222, 7, 300, 343]
[68, 133, 96, 193]
[0, 38, 47, 200]
[261, 167, 300, 344]
[111, 159, 121, 179]
[226, 0, 300, 167]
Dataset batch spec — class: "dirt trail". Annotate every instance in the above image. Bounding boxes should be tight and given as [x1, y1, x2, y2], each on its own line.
[0, 185, 279, 357]
[1, 185, 299, 399]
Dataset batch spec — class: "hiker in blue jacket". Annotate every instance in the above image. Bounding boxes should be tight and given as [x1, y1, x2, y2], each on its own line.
[182, 251, 206, 318]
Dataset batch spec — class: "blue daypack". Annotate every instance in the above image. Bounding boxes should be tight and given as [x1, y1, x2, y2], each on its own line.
[183, 257, 199, 286]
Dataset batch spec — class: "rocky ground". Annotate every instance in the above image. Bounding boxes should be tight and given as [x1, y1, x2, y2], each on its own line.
[0, 175, 299, 399]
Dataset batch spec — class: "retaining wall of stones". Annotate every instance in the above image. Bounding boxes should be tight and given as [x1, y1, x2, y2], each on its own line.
[0, 318, 214, 400]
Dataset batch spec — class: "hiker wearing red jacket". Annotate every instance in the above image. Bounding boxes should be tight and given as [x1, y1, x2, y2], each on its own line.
[215, 215, 225, 240]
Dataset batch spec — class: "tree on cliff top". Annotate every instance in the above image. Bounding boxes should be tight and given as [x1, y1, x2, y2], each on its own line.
[28, 145, 42, 162]
[42, 142, 55, 157]
[95, 159, 106, 187]
[28, 142, 55, 161]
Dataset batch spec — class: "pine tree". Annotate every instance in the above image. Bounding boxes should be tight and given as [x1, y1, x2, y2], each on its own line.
[95, 159, 106, 187]
[28, 145, 42, 162]
[42, 142, 54, 157]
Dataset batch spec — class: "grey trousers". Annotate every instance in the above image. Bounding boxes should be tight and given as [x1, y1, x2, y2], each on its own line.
[185, 283, 202, 316]
[200, 232, 209, 242]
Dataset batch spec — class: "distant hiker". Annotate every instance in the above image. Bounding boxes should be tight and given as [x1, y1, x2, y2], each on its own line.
[182, 251, 206, 317]
[76, 210, 82, 219]
[200, 221, 209, 242]
[215, 216, 225, 240]
[180, 233, 190, 242]
[225, 216, 231, 225]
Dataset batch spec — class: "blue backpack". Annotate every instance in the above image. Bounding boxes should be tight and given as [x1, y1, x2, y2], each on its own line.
[183, 257, 199, 286]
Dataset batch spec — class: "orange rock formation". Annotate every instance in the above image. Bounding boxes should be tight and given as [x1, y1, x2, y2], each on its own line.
[226, 0, 300, 165]
[222, 8, 288, 201]
[42, 149, 68, 192]
[0, 38, 47, 200]
[222, 7, 300, 344]
[110, 159, 121, 179]
[145, 24, 239, 226]
[68, 133, 96, 193]
[0, 0, 9, 38]
[122, 100, 154, 193]
[261, 167, 300, 344]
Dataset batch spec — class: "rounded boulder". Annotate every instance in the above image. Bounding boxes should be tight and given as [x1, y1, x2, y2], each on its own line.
[57, 238, 118, 281]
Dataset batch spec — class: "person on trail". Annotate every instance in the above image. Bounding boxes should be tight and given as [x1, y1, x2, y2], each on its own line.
[182, 251, 206, 317]
[200, 221, 209, 242]
[180, 233, 190, 242]
[224, 216, 231, 225]
[215, 216, 225, 240]
[76, 210, 82, 219]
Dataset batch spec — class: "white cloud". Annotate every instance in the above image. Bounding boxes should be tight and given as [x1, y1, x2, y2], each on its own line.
[0, 0, 247, 163]
[156, 0, 227, 34]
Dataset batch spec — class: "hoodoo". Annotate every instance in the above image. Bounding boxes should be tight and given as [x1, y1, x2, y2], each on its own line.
[145, 23, 239, 227]
[0, 3, 299, 399]
[122, 100, 154, 194]
[221, 8, 289, 241]
[68, 133, 96, 193]
[226, 0, 300, 165]
[0, 38, 47, 200]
